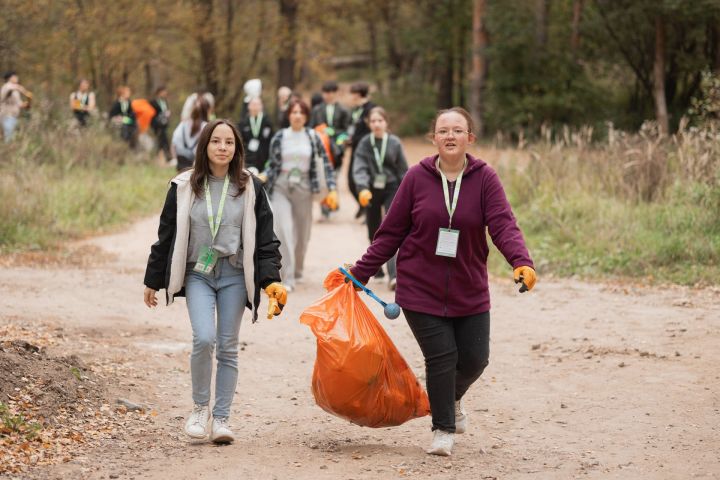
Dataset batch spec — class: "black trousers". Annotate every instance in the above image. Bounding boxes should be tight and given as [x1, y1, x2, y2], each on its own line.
[366, 184, 398, 279]
[403, 309, 490, 432]
[154, 126, 171, 161]
[348, 148, 360, 205]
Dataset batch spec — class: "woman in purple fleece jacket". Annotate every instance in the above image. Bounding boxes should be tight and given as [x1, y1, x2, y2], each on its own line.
[349, 107, 537, 456]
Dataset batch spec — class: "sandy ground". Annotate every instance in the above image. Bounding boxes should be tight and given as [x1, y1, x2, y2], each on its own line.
[1, 139, 719, 479]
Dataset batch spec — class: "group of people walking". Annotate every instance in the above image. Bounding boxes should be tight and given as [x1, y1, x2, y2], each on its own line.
[142, 86, 538, 457]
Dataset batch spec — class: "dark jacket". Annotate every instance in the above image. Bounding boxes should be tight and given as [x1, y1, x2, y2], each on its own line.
[349, 101, 376, 152]
[352, 133, 408, 192]
[352, 154, 534, 317]
[149, 98, 170, 130]
[310, 102, 350, 133]
[238, 113, 274, 171]
[144, 172, 281, 322]
[109, 99, 136, 124]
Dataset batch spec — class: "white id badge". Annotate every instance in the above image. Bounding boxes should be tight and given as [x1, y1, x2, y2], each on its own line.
[247, 138, 260, 152]
[262, 127, 271, 138]
[373, 173, 387, 190]
[436, 228, 460, 258]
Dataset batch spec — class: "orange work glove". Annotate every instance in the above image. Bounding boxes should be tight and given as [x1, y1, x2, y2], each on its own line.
[264, 282, 287, 317]
[324, 190, 338, 210]
[358, 189, 373, 207]
[513, 266, 537, 292]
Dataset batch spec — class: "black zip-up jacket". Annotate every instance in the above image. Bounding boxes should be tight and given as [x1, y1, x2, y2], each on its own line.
[143, 174, 281, 322]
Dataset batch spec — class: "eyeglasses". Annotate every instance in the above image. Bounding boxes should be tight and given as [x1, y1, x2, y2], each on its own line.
[434, 128, 469, 138]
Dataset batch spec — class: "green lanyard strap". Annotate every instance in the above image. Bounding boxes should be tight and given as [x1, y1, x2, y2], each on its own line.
[205, 175, 230, 240]
[325, 104, 335, 127]
[249, 113, 263, 138]
[370, 133, 388, 170]
[352, 107, 362, 123]
[436, 157, 467, 229]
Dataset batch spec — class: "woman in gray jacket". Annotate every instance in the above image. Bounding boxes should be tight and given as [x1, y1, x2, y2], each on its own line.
[352, 107, 409, 289]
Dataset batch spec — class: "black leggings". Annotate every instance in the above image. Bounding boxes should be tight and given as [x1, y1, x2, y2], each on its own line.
[403, 309, 490, 432]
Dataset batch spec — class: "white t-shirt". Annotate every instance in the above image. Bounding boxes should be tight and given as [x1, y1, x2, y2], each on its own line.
[280, 128, 312, 173]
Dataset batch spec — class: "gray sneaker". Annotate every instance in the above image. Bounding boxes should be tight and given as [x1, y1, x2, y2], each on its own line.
[210, 417, 235, 444]
[455, 398, 467, 434]
[184, 404, 210, 439]
[427, 429, 454, 456]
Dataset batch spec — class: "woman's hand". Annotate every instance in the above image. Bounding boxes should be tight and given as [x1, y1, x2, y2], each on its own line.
[144, 287, 158, 307]
[324, 190, 338, 210]
[264, 282, 287, 316]
[358, 189, 372, 207]
[513, 266, 537, 292]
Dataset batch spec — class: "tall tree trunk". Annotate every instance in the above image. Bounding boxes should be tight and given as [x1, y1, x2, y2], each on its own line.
[437, 52, 454, 109]
[277, 0, 299, 89]
[536, 0, 551, 48]
[653, 15, 669, 135]
[470, 0, 488, 137]
[194, 0, 219, 104]
[570, 0, 583, 60]
[711, 22, 720, 72]
[144, 61, 154, 97]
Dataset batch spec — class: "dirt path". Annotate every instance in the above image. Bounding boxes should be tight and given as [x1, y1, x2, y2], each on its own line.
[1, 140, 719, 479]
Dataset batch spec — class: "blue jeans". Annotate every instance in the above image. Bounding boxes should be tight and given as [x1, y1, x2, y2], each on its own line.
[185, 258, 248, 418]
[2, 115, 18, 142]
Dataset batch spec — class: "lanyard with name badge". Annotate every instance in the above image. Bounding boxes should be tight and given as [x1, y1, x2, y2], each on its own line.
[435, 157, 467, 258]
[248, 113, 263, 152]
[370, 133, 388, 189]
[193, 175, 230, 274]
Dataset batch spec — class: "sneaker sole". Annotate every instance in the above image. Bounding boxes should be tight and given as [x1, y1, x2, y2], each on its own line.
[211, 434, 234, 444]
[426, 448, 452, 456]
[185, 430, 208, 439]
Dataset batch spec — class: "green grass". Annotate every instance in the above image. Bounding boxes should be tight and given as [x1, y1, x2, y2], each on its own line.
[0, 121, 173, 252]
[487, 123, 720, 286]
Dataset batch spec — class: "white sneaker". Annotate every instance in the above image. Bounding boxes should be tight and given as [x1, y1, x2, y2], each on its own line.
[210, 417, 235, 444]
[427, 430, 454, 456]
[184, 404, 210, 439]
[455, 398, 467, 434]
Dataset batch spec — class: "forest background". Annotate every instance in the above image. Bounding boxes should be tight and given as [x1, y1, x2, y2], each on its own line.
[1, 0, 719, 285]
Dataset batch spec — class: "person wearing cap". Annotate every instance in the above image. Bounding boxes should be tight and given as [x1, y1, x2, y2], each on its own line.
[347, 107, 537, 457]
[1, 71, 31, 142]
[239, 78, 262, 122]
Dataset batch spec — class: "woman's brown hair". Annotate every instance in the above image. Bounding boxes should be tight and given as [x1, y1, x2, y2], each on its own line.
[285, 98, 311, 123]
[190, 119, 250, 197]
[428, 107, 475, 137]
[190, 97, 211, 136]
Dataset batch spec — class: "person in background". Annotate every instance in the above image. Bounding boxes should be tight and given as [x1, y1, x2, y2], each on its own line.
[150, 86, 172, 164]
[347, 81, 376, 218]
[310, 81, 350, 172]
[144, 119, 286, 444]
[109, 85, 137, 149]
[346, 107, 536, 457]
[69, 78, 96, 127]
[181, 88, 215, 122]
[239, 78, 262, 122]
[260, 99, 338, 292]
[352, 106, 408, 288]
[1, 71, 31, 142]
[238, 96, 273, 174]
[275, 86, 292, 129]
[172, 97, 210, 171]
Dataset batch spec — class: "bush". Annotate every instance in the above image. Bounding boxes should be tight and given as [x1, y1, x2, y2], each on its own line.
[0, 111, 173, 252]
[489, 120, 720, 286]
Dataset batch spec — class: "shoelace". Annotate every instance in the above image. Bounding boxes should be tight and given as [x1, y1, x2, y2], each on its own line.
[190, 406, 207, 425]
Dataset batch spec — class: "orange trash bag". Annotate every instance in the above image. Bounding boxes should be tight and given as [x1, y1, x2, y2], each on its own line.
[299, 269, 430, 428]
